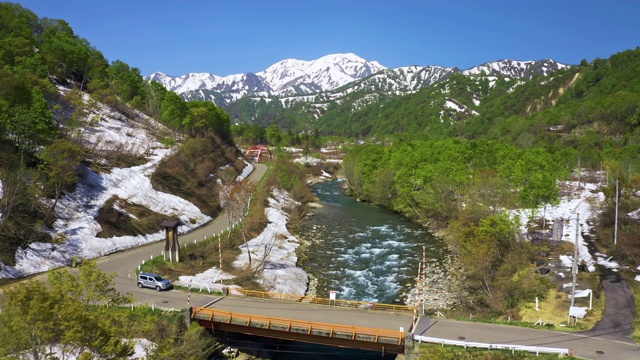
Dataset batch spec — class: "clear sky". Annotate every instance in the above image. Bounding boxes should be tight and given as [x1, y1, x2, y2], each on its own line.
[12, 0, 640, 77]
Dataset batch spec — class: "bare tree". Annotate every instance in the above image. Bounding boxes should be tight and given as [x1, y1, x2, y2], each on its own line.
[219, 179, 255, 268]
[251, 228, 279, 275]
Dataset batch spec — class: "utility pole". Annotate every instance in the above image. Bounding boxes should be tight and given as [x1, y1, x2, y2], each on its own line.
[614, 179, 619, 247]
[569, 213, 579, 325]
[421, 245, 426, 316]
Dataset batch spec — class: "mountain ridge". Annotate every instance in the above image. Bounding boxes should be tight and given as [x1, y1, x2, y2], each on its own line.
[147, 54, 570, 103]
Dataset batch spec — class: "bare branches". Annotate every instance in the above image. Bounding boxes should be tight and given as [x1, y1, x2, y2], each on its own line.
[219, 179, 255, 268]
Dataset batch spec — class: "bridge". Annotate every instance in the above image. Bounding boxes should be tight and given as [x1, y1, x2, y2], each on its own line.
[188, 290, 640, 360]
[190, 290, 415, 355]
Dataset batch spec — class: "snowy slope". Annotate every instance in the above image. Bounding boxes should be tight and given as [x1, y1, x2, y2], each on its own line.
[0, 87, 308, 297]
[0, 89, 214, 279]
[148, 54, 569, 108]
[463, 59, 569, 78]
[148, 53, 385, 97]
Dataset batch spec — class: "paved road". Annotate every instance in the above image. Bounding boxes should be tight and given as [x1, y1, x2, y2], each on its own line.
[0, 164, 267, 311]
[97, 163, 267, 309]
[203, 296, 414, 332]
[579, 269, 637, 342]
[416, 317, 640, 360]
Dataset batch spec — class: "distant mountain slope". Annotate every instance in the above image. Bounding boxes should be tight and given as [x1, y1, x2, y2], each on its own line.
[149, 55, 567, 104]
[147, 53, 385, 100]
[147, 54, 569, 134]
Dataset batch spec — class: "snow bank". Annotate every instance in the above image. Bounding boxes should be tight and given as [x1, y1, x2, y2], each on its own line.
[596, 253, 620, 270]
[570, 306, 588, 319]
[175, 188, 309, 295]
[628, 208, 640, 220]
[568, 289, 592, 298]
[512, 181, 605, 272]
[294, 156, 322, 166]
[237, 160, 254, 181]
[0, 93, 213, 279]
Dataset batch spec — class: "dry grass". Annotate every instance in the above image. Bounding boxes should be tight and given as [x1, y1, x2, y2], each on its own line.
[518, 281, 604, 330]
[95, 196, 166, 238]
[143, 157, 313, 292]
[142, 165, 275, 287]
[517, 237, 604, 331]
[150, 134, 239, 217]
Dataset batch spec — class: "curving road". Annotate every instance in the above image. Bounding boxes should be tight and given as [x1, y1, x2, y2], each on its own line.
[95, 163, 268, 309]
[0, 164, 267, 308]
[3, 161, 639, 359]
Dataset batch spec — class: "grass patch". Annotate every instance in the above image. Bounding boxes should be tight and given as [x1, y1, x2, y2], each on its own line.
[151, 134, 240, 217]
[139, 233, 241, 276]
[140, 164, 274, 289]
[139, 230, 265, 290]
[141, 158, 311, 293]
[95, 196, 167, 238]
[518, 287, 603, 331]
[620, 270, 640, 342]
[416, 343, 564, 359]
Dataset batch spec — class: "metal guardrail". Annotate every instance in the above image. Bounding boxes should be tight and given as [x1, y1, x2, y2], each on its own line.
[413, 335, 570, 356]
[192, 307, 405, 346]
[233, 289, 414, 312]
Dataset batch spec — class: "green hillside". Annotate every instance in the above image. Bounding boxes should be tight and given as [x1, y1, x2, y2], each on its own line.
[0, 2, 237, 265]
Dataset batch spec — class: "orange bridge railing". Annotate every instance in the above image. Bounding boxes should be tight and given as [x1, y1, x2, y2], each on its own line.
[191, 307, 405, 346]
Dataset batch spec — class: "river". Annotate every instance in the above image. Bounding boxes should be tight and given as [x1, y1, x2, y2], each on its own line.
[298, 179, 447, 305]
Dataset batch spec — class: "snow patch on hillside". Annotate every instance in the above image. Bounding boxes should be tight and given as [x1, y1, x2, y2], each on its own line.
[444, 99, 465, 112]
[176, 188, 308, 295]
[512, 181, 605, 272]
[0, 94, 216, 279]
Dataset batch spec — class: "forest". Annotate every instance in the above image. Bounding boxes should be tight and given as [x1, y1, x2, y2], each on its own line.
[339, 48, 640, 314]
[0, 2, 237, 264]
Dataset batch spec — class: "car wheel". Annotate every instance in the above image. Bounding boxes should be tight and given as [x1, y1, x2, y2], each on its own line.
[137, 282, 143, 288]
[156, 286, 161, 292]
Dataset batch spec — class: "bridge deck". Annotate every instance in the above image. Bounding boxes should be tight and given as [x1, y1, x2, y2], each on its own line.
[193, 296, 414, 353]
[199, 295, 414, 332]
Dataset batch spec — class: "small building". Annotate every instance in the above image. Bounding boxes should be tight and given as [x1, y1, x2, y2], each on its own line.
[160, 219, 181, 262]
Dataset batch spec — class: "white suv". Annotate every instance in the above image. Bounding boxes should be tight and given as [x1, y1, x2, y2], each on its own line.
[137, 272, 172, 291]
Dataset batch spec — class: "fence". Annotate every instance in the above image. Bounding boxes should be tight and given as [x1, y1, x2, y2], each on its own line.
[413, 335, 570, 356]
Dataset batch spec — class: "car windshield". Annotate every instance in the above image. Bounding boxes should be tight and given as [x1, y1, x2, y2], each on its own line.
[153, 276, 164, 281]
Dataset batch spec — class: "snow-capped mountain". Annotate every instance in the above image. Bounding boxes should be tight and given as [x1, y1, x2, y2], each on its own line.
[462, 59, 569, 78]
[147, 54, 570, 128]
[148, 54, 568, 106]
[147, 53, 385, 99]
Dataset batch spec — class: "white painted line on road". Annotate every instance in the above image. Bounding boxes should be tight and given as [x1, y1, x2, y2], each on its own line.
[96, 258, 110, 263]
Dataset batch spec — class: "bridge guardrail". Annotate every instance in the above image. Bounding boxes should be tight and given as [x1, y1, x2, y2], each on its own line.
[233, 289, 413, 313]
[192, 306, 405, 345]
[413, 335, 570, 356]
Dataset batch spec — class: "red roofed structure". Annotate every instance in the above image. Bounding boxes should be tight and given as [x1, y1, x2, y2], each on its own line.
[245, 144, 272, 162]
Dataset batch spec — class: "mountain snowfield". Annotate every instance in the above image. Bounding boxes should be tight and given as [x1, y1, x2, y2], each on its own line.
[147, 53, 385, 99]
[147, 53, 570, 106]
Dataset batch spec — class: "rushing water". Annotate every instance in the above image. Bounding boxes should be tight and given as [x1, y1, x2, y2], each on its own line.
[298, 179, 447, 304]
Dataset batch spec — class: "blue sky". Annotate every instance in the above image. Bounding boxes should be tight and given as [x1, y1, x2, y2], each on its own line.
[13, 0, 640, 77]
